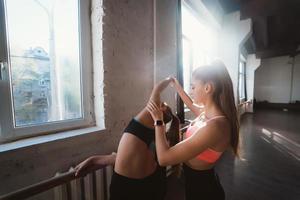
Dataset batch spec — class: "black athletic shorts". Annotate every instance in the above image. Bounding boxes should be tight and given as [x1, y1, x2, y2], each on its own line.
[183, 164, 225, 200]
[109, 166, 166, 200]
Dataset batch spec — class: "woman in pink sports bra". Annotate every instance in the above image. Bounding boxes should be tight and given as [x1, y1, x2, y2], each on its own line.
[147, 60, 240, 200]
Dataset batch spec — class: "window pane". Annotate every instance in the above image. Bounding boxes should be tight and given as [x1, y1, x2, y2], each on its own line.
[6, 0, 82, 126]
[239, 61, 246, 100]
[182, 38, 192, 93]
[239, 74, 245, 99]
[181, 5, 217, 97]
[239, 62, 243, 73]
[239, 74, 242, 98]
[182, 6, 217, 67]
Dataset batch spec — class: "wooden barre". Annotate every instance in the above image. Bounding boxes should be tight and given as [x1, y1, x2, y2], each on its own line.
[0, 165, 106, 200]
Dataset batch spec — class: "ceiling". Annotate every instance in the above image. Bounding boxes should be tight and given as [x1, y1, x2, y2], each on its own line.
[202, 0, 300, 59]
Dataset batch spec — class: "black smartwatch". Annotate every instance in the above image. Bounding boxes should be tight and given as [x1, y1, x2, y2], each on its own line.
[154, 120, 164, 126]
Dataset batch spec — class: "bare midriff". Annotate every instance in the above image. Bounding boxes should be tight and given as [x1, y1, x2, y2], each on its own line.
[114, 133, 157, 179]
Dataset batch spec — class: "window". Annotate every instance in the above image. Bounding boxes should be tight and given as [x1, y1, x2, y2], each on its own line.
[182, 36, 193, 93]
[181, 3, 218, 106]
[0, 0, 94, 142]
[238, 56, 246, 101]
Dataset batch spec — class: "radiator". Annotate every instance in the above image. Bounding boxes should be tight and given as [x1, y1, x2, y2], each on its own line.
[54, 166, 113, 200]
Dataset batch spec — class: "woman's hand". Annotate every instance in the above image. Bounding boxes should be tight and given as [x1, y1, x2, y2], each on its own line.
[146, 100, 163, 121]
[74, 154, 116, 177]
[74, 156, 95, 177]
[170, 77, 181, 89]
[149, 77, 172, 105]
[154, 77, 173, 92]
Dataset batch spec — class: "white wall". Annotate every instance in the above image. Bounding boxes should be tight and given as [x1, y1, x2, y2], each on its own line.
[292, 55, 300, 102]
[217, 12, 252, 105]
[254, 55, 300, 103]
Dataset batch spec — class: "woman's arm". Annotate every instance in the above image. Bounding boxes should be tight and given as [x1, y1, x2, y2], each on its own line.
[75, 153, 116, 176]
[149, 78, 172, 104]
[171, 77, 203, 116]
[135, 78, 172, 128]
[147, 101, 222, 166]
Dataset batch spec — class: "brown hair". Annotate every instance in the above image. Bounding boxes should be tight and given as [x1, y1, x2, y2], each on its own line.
[162, 104, 181, 176]
[192, 60, 240, 157]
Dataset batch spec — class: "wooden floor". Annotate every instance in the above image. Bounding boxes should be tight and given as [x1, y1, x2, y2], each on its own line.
[165, 108, 300, 200]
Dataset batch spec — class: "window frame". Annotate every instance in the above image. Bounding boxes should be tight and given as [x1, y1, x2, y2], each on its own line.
[0, 0, 95, 143]
[238, 54, 247, 103]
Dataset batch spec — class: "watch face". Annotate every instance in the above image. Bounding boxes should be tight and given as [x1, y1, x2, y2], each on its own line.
[155, 120, 163, 126]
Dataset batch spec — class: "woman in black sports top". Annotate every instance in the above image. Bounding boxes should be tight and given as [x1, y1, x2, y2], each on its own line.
[75, 78, 180, 200]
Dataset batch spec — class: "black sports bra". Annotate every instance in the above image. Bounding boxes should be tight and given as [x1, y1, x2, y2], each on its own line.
[123, 118, 155, 147]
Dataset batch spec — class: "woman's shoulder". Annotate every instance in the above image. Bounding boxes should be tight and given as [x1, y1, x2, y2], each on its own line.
[208, 115, 229, 127]
[207, 117, 231, 139]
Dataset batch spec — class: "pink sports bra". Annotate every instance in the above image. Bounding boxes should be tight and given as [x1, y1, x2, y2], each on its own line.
[185, 115, 226, 163]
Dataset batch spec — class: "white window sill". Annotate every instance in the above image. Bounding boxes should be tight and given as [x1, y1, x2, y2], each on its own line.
[0, 126, 105, 153]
